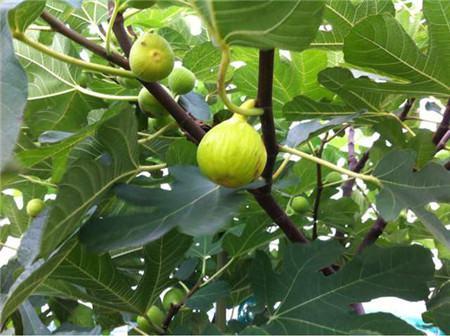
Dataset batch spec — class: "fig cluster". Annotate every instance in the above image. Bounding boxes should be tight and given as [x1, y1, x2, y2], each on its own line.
[136, 287, 185, 333]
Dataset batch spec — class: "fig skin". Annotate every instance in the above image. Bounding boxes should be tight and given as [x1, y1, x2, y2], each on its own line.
[168, 67, 196, 95]
[162, 287, 185, 311]
[291, 196, 310, 213]
[26, 199, 45, 217]
[197, 113, 267, 188]
[129, 32, 174, 82]
[136, 305, 165, 333]
[138, 86, 171, 118]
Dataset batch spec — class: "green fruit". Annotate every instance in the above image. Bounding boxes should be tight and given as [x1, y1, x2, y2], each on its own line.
[168, 67, 196, 95]
[326, 171, 342, 184]
[138, 86, 171, 117]
[78, 72, 88, 87]
[291, 196, 310, 213]
[162, 288, 185, 311]
[117, 76, 140, 89]
[137, 305, 165, 333]
[150, 115, 175, 130]
[129, 32, 174, 82]
[123, 0, 155, 9]
[26, 199, 45, 217]
[197, 113, 267, 188]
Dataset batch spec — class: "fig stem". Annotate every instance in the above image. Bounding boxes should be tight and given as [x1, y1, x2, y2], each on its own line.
[279, 145, 381, 187]
[106, 0, 121, 55]
[218, 45, 263, 116]
[272, 155, 291, 180]
[137, 164, 167, 172]
[13, 32, 135, 79]
[138, 123, 176, 144]
[76, 86, 138, 101]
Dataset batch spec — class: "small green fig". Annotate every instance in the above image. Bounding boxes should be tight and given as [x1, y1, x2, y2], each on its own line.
[150, 115, 175, 131]
[137, 305, 165, 333]
[197, 108, 267, 188]
[138, 86, 171, 118]
[168, 67, 196, 95]
[291, 196, 310, 214]
[26, 199, 45, 217]
[129, 32, 174, 82]
[162, 288, 185, 311]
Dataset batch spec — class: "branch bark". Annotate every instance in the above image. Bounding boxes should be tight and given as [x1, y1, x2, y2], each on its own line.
[433, 99, 450, 145]
[399, 98, 416, 121]
[312, 134, 328, 240]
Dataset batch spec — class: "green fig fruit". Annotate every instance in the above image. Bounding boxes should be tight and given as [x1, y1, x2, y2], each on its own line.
[123, 0, 155, 9]
[137, 305, 165, 333]
[138, 86, 171, 118]
[197, 113, 267, 188]
[168, 67, 196, 95]
[26, 199, 45, 217]
[291, 196, 310, 214]
[162, 288, 185, 311]
[129, 32, 174, 82]
[149, 115, 175, 131]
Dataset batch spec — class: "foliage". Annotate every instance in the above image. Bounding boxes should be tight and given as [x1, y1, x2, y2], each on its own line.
[0, 0, 449, 334]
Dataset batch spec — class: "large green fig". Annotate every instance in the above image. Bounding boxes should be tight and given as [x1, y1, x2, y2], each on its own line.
[129, 32, 174, 82]
[138, 86, 171, 118]
[168, 67, 196, 95]
[197, 113, 267, 188]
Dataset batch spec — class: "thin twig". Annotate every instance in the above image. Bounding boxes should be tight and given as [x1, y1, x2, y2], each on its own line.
[433, 99, 450, 145]
[399, 98, 416, 121]
[312, 133, 328, 240]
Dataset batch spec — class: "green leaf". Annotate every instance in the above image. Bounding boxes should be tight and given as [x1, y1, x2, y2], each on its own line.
[0, 238, 78, 324]
[134, 230, 192, 310]
[344, 14, 450, 97]
[80, 166, 244, 253]
[374, 150, 450, 248]
[193, 0, 325, 51]
[183, 42, 221, 83]
[0, 6, 28, 171]
[165, 139, 198, 166]
[39, 110, 139, 258]
[50, 243, 143, 314]
[252, 241, 433, 334]
[312, 0, 395, 48]
[7, 0, 46, 33]
[186, 281, 230, 311]
[424, 281, 450, 334]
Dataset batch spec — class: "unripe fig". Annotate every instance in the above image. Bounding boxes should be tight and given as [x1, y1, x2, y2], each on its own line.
[122, 0, 155, 9]
[162, 288, 185, 311]
[137, 305, 165, 333]
[150, 115, 175, 131]
[291, 196, 310, 214]
[138, 86, 171, 118]
[168, 67, 196, 95]
[129, 32, 174, 82]
[197, 113, 267, 188]
[26, 199, 45, 217]
[326, 171, 342, 184]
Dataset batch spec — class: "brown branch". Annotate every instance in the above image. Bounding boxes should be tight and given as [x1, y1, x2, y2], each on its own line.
[356, 217, 388, 254]
[399, 98, 416, 121]
[256, 49, 277, 191]
[109, 0, 132, 57]
[250, 191, 309, 244]
[437, 130, 450, 151]
[433, 98, 450, 145]
[40, 11, 129, 69]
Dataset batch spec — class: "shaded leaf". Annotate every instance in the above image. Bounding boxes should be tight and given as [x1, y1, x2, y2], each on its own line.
[186, 281, 230, 311]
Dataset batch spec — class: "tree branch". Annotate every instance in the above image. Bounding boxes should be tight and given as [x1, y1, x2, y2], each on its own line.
[433, 98, 450, 145]
[399, 98, 416, 121]
[256, 49, 277, 191]
[356, 217, 388, 254]
[312, 134, 328, 240]
[109, 0, 132, 57]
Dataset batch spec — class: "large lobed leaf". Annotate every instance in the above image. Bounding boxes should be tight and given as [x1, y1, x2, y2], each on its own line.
[39, 110, 140, 258]
[250, 241, 434, 334]
[80, 166, 245, 253]
[375, 150, 450, 249]
[193, 0, 325, 51]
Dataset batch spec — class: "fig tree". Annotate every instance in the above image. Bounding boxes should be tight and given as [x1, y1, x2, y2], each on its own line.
[168, 67, 196, 95]
[197, 110, 267, 188]
[129, 32, 174, 82]
[122, 0, 155, 9]
[291, 196, 310, 214]
[138, 86, 171, 117]
[162, 287, 185, 311]
[26, 198, 45, 217]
